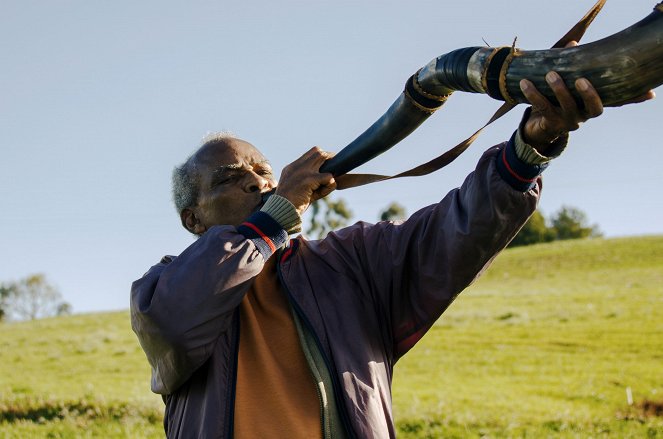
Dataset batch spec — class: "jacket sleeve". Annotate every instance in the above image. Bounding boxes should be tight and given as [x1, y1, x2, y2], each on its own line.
[307, 139, 544, 361]
[130, 212, 288, 394]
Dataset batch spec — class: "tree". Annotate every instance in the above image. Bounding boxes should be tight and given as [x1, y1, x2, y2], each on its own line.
[56, 302, 73, 317]
[510, 206, 602, 247]
[509, 210, 555, 247]
[306, 196, 353, 239]
[550, 206, 602, 241]
[0, 284, 14, 322]
[1, 274, 71, 321]
[379, 202, 407, 222]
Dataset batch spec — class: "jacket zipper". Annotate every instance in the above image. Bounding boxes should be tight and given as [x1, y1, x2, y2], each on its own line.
[315, 376, 328, 439]
[297, 311, 329, 439]
[277, 258, 357, 439]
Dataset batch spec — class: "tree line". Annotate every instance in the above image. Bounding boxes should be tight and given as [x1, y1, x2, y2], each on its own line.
[307, 198, 601, 248]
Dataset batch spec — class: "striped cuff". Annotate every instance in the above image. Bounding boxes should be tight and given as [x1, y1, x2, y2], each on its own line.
[514, 128, 568, 164]
[495, 132, 549, 192]
[237, 212, 289, 259]
[260, 194, 302, 234]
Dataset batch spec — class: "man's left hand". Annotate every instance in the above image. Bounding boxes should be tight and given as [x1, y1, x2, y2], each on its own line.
[519, 72, 604, 155]
[520, 71, 655, 156]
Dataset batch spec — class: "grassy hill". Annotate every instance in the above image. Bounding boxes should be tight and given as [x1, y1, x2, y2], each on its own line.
[1, 236, 662, 438]
[393, 235, 663, 437]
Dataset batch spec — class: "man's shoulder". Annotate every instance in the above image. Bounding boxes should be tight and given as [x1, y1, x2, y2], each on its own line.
[132, 255, 176, 287]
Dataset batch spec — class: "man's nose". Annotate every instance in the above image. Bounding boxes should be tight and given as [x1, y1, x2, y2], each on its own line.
[243, 171, 273, 193]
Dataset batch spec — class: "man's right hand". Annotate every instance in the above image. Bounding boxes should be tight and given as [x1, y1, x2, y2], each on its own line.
[275, 147, 337, 216]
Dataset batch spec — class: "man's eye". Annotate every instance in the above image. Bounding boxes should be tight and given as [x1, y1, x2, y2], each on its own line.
[214, 175, 237, 186]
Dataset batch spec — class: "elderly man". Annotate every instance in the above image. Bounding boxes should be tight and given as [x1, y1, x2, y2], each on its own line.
[131, 73, 651, 438]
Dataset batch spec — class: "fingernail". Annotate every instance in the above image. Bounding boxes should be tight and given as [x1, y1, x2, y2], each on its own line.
[545, 71, 558, 84]
[577, 79, 589, 91]
[519, 79, 529, 91]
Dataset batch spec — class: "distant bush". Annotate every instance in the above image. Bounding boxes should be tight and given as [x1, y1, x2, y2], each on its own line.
[510, 206, 602, 247]
[550, 206, 602, 241]
[0, 274, 71, 321]
[306, 196, 353, 239]
[380, 202, 407, 222]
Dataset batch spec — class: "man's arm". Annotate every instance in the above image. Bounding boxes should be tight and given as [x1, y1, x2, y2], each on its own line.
[306, 135, 543, 361]
[130, 221, 285, 394]
[302, 72, 647, 362]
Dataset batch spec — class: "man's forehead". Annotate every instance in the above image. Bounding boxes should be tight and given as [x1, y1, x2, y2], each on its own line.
[194, 138, 269, 169]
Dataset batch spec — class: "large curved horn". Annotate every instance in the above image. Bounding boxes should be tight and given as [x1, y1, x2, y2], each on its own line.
[321, 3, 663, 177]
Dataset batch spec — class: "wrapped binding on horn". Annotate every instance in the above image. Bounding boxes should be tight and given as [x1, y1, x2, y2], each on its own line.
[321, 2, 663, 177]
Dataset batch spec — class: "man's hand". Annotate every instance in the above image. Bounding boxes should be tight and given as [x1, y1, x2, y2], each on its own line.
[275, 147, 336, 216]
[519, 41, 655, 155]
[519, 72, 604, 155]
[520, 73, 655, 155]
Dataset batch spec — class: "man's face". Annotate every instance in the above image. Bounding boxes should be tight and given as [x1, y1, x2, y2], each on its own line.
[184, 138, 277, 234]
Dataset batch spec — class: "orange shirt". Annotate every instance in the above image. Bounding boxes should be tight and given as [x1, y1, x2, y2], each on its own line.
[233, 257, 321, 438]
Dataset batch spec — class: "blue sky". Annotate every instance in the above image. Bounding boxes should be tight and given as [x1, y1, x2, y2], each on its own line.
[1, 0, 661, 313]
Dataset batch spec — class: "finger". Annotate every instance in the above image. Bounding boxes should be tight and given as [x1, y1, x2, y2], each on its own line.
[287, 147, 321, 169]
[564, 40, 579, 48]
[608, 90, 656, 107]
[298, 147, 333, 165]
[303, 147, 334, 166]
[520, 79, 554, 114]
[315, 150, 335, 164]
[301, 146, 322, 159]
[311, 179, 337, 201]
[575, 78, 603, 118]
[306, 170, 335, 192]
[546, 71, 579, 118]
[638, 90, 656, 102]
[310, 150, 335, 173]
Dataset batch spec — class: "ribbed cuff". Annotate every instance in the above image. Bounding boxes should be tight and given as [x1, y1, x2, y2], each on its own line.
[515, 107, 569, 164]
[237, 212, 289, 260]
[260, 194, 302, 234]
[496, 132, 549, 192]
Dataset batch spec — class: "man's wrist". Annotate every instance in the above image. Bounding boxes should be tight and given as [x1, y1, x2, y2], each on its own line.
[515, 128, 568, 165]
[260, 194, 302, 234]
[517, 107, 568, 164]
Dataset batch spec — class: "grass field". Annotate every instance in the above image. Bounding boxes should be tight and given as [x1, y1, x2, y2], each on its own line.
[1, 236, 662, 437]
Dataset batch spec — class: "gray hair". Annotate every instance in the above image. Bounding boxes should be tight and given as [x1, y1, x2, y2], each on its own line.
[172, 131, 237, 215]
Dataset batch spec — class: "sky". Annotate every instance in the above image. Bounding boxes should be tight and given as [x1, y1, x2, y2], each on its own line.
[1, 0, 661, 314]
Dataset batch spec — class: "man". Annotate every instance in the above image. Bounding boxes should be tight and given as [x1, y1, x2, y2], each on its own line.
[131, 73, 652, 438]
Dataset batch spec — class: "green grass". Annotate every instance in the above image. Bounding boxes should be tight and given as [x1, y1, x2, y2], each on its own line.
[0, 312, 163, 437]
[393, 235, 663, 438]
[1, 236, 662, 437]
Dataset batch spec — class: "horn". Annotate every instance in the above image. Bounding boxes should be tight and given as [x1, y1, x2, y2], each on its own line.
[321, 3, 663, 177]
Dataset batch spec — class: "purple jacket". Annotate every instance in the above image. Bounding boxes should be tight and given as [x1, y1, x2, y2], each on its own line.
[131, 141, 543, 438]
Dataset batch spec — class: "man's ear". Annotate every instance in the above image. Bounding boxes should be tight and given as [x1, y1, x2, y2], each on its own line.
[181, 208, 207, 235]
